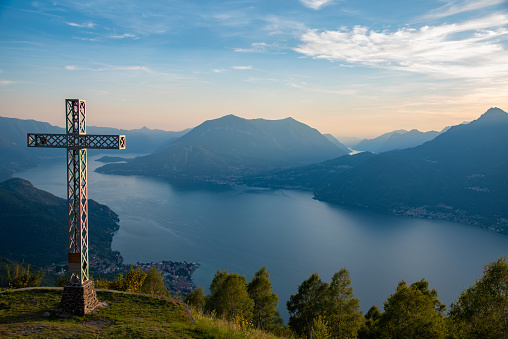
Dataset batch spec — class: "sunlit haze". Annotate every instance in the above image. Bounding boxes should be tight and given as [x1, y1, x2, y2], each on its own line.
[1, 0, 507, 138]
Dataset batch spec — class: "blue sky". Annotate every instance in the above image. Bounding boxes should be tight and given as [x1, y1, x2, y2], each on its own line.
[1, 0, 507, 138]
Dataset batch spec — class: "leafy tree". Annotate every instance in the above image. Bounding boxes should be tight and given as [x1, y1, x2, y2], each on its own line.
[247, 266, 281, 330]
[449, 257, 508, 338]
[376, 279, 446, 338]
[124, 266, 147, 292]
[94, 266, 148, 293]
[313, 315, 331, 339]
[107, 273, 126, 291]
[287, 273, 329, 339]
[185, 286, 206, 312]
[140, 266, 167, 296]
[326, 268, 364, 338]
[357, 305, 381, 339]
[94, 275, 111, 289]
[5, 263, 45, 289]
[205, 270, 254, 321]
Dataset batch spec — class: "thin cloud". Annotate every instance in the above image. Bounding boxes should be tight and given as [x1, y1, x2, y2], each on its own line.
[234, 42, 284, 53]
[65, 65, 153, 72]
[300, 0, 334, 10]
[421, 0, 507, 20]
[67, 22, 95, 28]
[233, 66, 253, 70]
[0, 80, 16, 85]
[263, 16, 308, 36]
[109, 33, 137, 39]
[295, 14, 508, 80]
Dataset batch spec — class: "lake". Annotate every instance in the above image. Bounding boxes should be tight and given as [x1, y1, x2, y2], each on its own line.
[15, 153, 508, 322]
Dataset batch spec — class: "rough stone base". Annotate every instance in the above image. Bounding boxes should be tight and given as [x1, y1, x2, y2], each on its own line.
[60, 280, 99, 316]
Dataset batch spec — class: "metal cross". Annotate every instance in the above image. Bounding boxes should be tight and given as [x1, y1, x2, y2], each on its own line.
[28, 99, 125, 285]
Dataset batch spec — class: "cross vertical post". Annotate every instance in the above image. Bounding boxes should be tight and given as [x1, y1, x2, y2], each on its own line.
[27, 99, 125, 315]
[66, 99, 89, 284]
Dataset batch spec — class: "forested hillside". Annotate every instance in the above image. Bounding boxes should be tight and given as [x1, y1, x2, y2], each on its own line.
[0, 178, 121, 266]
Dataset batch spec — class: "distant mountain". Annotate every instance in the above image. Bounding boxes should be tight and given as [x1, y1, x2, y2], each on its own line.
[87, 126, 190, 154]
[97, 115, 348, 184]
[315, 107, 508, 233]
[353, 129, 440, 153]
[335, 135, 363, 148]
[323, 134, 350, 153]
[0, 116, 187, 182]
[0, 116, 63, 182]
[0, 178, 121, 267]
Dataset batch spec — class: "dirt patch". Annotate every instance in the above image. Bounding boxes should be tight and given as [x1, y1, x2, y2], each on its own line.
[22, 326, 44, 335]
[83, 318, 112, 329]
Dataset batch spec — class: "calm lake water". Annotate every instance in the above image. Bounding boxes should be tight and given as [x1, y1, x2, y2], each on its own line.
[16, 153, 508, 322]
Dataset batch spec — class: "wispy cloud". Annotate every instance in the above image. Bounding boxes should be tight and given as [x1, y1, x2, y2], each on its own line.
[234, 42, 284, 53]
[295, 14, 508, 80]
[300, 0, 334, 10]
[67, 22, 95, 28]
[109, 33, 137, 39]
[0, 80, 16, 85]
[233, 66, 253, 70]
[421, 0, 507, 20]
[264, 16, 308, 36]
[212, 69, 226, 73]
[65, 65, 152, 72]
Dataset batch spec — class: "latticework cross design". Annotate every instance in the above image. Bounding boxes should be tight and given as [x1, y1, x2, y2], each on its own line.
[27, 99, 125, 284]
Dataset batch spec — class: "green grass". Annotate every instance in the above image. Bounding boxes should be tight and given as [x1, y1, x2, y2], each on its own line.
[0, 289, 285, 338]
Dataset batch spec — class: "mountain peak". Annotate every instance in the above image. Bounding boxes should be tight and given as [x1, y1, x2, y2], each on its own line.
[0, 177, 35, 192]
[479, 107, 507, 119]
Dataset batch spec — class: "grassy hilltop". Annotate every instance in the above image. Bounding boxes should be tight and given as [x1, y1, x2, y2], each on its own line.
[0, 289, 282, 338]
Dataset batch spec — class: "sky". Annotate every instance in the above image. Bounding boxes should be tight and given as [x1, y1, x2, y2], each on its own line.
[1, 0, 507, 139]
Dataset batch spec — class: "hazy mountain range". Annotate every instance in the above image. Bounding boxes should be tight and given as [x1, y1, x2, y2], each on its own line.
[352, 129, 442, 153]
[321, 108, 508, 232]
[1, 108, 506, 233]
[0, 116, 188, 182]
[97, 114, 348, 183]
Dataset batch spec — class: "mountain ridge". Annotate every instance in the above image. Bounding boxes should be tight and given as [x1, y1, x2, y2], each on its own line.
[0, 115, 189, 182]
[97, 114, 348, 184]
[314, 107, 508, 233]
[353, 128, 441, 153]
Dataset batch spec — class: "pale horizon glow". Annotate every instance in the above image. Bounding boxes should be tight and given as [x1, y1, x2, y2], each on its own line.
[0, 0, 507, 139]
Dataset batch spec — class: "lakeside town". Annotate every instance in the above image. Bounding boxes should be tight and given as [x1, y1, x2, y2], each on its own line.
[48, 254, 199, 296]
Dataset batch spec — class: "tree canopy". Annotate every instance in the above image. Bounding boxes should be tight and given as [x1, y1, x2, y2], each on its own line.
[449, 257, 508, 338]
[376, 279, 446, 338]
[205, 270, 254, 321]
[247, 266, 282, 330]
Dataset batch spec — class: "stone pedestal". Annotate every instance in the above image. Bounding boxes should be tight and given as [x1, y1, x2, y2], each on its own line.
[60, 280, 99, 316]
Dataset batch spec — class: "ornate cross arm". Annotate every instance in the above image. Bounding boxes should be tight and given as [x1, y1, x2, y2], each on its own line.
[28, 134, 126, 150]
